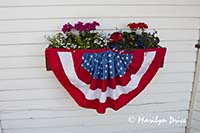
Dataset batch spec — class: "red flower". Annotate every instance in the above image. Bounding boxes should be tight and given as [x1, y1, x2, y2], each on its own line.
[110, 32, 123, 43]
[138, 22, 148, 29]
[128, 23, 137, 30]
[128, 22, 148, 30]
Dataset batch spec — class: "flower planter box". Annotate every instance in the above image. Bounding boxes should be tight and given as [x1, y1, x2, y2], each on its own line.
[45, 47, 166, 113]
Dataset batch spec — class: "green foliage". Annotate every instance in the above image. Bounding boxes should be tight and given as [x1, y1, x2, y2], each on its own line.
[107, 30, 160, 50]
[46, 22, 161, 50]
[47, 31, 106, 49]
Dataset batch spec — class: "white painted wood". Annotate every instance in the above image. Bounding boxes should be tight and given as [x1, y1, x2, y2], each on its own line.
[0, 0, 199, 133]
[0, 0, 200, 6]
[0, 6, 200, 20]
[0, 99, 76, 112]
[0, 100, 189, 114]
[3, 127, 185, 133]
[0, 18, 199, 33]
[0, 89, 69, 101]
[0, 105, 188, 120]
[142, 73, 194, 83]
[0, 68, 52, 79]
[0, 56, 44, 69]
[145, 83, 192, 94]
[0, 67, 194, 82]
[191, 119, 200, 131]
[161, 41, 197, 52]
[0, 78, 62, 90]
[1, 111, 187, 129]
[0, 99, 189, 132]
[0, 45, 46, 57]
[165, 52, 196, 62]
[194, 102, 200, 111]
[0, 78, 192, 93]
[0, 77, 193, 90]
[192, 111, 200, 121]
[0, 88, 190, 102]
[190, 128, 200, 133]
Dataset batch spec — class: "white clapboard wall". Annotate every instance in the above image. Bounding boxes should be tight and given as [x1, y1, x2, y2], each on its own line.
[190, 73, 200, 133]
[0, 0, 200, 133]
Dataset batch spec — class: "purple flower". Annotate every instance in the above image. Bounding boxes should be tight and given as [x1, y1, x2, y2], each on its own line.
[92, 21, 100, 26]
[62, 23, 73, 33]
[71, 21, 100, 32]
[74, 21, 86, 32]
[84, 23, 95, 31]
[84, 21, 100, 31]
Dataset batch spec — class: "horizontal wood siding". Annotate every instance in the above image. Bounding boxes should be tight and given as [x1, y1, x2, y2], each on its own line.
[0, 0, 199, 133]
[190, 74, 200, 133]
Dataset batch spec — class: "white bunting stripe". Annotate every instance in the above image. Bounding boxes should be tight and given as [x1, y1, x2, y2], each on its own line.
[58, 51, 156, 103]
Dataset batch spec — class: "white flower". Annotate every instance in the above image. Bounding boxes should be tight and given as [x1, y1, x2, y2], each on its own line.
[136, 29, 142, 35]
[69, 29, 79, 36]
[63, 33, 68, 39]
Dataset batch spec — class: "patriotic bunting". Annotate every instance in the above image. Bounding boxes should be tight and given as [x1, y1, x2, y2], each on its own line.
[45, 48, 166, 113]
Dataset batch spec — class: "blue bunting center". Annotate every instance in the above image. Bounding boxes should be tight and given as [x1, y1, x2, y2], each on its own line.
[81, 50, 133, 80]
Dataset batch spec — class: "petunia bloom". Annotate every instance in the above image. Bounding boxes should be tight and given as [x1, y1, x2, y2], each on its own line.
[84, 21, 100, 31]
[62, 23, 73, 33]
[110, 32, 123, 43]
[75, 21, 86, 32]
[128, 22, 148, 30]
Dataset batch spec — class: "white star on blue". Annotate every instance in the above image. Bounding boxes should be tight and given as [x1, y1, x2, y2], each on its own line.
[82, 50, 133, 80]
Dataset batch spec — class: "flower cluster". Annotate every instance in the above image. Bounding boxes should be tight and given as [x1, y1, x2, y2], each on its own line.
[47, 21, 160, 50]
[128, 22, 148, 30]
[62, 21, 100, 33]
[47, 21, 106, 49]
[108, 22, 160, 50]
